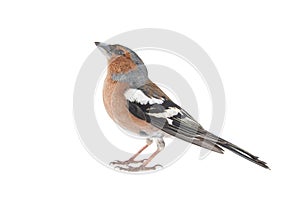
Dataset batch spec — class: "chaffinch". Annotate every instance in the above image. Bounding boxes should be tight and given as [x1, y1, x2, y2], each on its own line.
[95, 42, 269, 171]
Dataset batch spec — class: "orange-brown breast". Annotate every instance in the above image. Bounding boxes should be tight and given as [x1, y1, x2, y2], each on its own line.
[103, 66, 158, 134]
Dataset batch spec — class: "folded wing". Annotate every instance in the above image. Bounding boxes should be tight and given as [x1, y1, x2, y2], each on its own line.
[125, 81, 270, 169]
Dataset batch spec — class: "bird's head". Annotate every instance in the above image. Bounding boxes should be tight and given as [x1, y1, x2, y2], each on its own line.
[95, 42, 148, 87]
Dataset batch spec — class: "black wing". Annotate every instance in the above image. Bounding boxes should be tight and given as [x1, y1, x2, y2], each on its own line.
[125, 82, 270, 169]
[127, 96, 225, 153]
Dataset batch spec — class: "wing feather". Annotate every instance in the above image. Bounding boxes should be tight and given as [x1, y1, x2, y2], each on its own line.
[125, 82, 224, 153]
[124, 81, 270, 169]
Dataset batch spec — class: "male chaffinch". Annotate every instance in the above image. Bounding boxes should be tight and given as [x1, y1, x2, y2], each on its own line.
[95, 42, 269, 171]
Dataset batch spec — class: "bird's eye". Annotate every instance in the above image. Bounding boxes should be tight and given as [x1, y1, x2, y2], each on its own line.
[115, 49, 124, 55]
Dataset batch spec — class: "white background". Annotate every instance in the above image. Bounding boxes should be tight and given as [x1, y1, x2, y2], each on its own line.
[0, 0, 299, 199]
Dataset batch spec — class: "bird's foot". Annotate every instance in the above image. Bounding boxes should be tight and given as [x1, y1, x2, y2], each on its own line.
[114, 164, 163, 172]
[109, 158, 147, 166]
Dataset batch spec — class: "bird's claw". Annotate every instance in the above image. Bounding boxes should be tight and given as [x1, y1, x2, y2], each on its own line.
[114, 164, 163, 172]
[109, 159, 147, 166]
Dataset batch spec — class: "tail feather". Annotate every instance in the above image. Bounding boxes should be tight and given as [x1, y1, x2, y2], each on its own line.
[217, 139, 270, 169]
[196, 130, 270, 169]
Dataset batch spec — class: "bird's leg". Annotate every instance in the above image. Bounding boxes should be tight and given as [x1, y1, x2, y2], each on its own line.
[110, 138, 153, 166]
[114, 138, 165, 172]
[140, 138, 165, 167]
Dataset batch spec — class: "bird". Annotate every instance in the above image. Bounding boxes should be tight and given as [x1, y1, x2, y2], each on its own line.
[95, 42, 270, 171]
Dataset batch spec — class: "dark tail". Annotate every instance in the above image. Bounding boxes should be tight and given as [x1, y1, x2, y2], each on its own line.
[217, 138, 270, 169]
